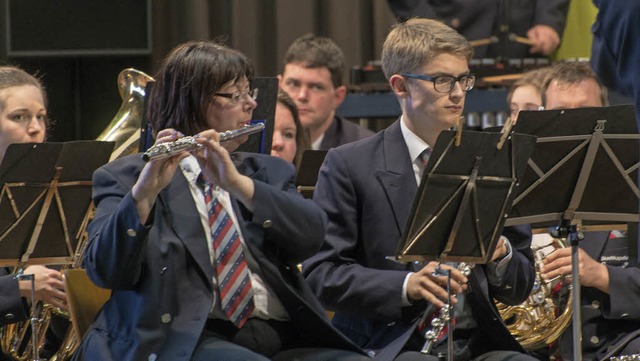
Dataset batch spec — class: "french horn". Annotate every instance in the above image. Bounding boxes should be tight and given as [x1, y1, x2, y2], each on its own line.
[495, 232, 573, 350]
[0, 68, 154, 361]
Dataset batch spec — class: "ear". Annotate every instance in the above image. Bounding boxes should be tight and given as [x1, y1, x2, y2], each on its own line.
[389, 74, 408, 97]
[277, 74, 283, 88]
[333, 85, 347, 107]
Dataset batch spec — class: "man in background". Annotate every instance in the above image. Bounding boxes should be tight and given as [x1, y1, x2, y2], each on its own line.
[279, 34, 374, 150]
[541, 61, 607, 110]
[538, 61, 640, 360]
[387, 0, 569, 59]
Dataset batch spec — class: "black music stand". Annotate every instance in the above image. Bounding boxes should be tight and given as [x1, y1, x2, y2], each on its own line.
[506, 104, 639, 361]
[0, 141, 114, 267]
[395, 129, 536, 360]
[0, 140, 113, 360]
[397, 130, 536, 264]
[236, 77, 277, 154]
[295, 150, 327, 199]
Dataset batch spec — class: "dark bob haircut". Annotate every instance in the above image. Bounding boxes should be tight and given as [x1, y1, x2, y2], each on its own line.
[148, 40, 254, 136]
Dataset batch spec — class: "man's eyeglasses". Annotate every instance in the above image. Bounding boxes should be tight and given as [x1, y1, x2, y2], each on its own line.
[401, 73, 476, 93]
[215, 88, 259, 104]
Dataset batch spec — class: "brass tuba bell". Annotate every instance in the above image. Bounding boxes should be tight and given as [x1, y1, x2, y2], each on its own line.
[97, 68, 154, 160]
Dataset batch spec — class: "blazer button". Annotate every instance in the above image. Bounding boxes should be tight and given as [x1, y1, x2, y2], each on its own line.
[148, 353, 157, 361]
[367, 350, 376, 357]
[591, 300, 600, 309]
[161, 313, 172, 324]
[127, 229, 137, 237]
[590, 336, 599, 344]
[262, 220, 273, 228]
[5, 313, 14, 320]
[622, 313, 629, 318]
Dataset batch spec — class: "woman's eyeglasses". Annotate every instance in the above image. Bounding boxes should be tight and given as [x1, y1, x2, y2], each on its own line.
[215, 88, 259, 104]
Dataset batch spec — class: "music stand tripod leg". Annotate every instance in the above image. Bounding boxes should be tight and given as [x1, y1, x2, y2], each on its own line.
[14, 272, 41, 361]
[553, 221, 583, 361]
[446, 267, 453, 361]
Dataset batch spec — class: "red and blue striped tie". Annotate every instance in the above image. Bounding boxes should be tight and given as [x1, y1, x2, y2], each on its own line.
[201, 176, 254, 328]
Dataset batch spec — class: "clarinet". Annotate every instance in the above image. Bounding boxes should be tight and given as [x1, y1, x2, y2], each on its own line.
[142, 123, 265, 161]
[611, 355, 640, 361]
[421, 262, 474, 354]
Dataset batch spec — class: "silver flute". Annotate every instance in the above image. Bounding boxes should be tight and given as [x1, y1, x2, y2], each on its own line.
[142, 122, 265, 161]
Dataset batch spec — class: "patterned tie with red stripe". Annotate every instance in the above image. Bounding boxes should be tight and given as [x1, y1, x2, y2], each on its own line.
[200, 176, 254, 328]
[418, 147, 433, 181]
[420, 147, 432, 168]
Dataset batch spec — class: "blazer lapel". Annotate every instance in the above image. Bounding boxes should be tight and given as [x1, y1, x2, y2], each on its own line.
[159, 171, 214, 287]
[231, 154, 268, 256]
[375, 121, 418, 235]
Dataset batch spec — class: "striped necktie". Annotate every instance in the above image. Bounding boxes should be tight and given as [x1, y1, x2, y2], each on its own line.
[418, 147, 432, 180]
[199, 176, 254, 328]
[419, 147, 432, 167]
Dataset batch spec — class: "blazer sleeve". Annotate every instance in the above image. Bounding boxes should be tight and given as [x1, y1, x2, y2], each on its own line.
[533, 0, 570, 37]
[0, 273, 28, 324]
[488, 225, 536, 305]
[83, 163, 150, 290]
[604, 266, 640, 320]
[241, 155, 328, 264]
[303, 149, 411, 321]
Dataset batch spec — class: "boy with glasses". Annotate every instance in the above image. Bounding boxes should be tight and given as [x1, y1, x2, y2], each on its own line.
[303, 18, 537, 361]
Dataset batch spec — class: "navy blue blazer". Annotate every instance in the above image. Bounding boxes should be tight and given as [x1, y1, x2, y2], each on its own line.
[303, 120, 535, 360]
[591, 0, 640, 126]
[559, 231, 640, 360]
[72, 152, 364, 361]
[318, 116, 375, 151]
[0, 269, 28, 325]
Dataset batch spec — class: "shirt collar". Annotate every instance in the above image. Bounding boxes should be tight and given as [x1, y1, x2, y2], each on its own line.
[400, 115, 430, 163]
[311, 133, 325, 150]
[179, 155, 201, 185]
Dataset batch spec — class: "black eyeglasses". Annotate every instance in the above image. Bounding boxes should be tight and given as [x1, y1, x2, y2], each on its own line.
[401, 73, 476, 93]
[214, 88, 259, 104]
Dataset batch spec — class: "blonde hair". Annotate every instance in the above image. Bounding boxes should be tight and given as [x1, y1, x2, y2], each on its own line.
[0, 66, 47, 112]
[381, 18, 473, 79]
[507, 67, 553, 104]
